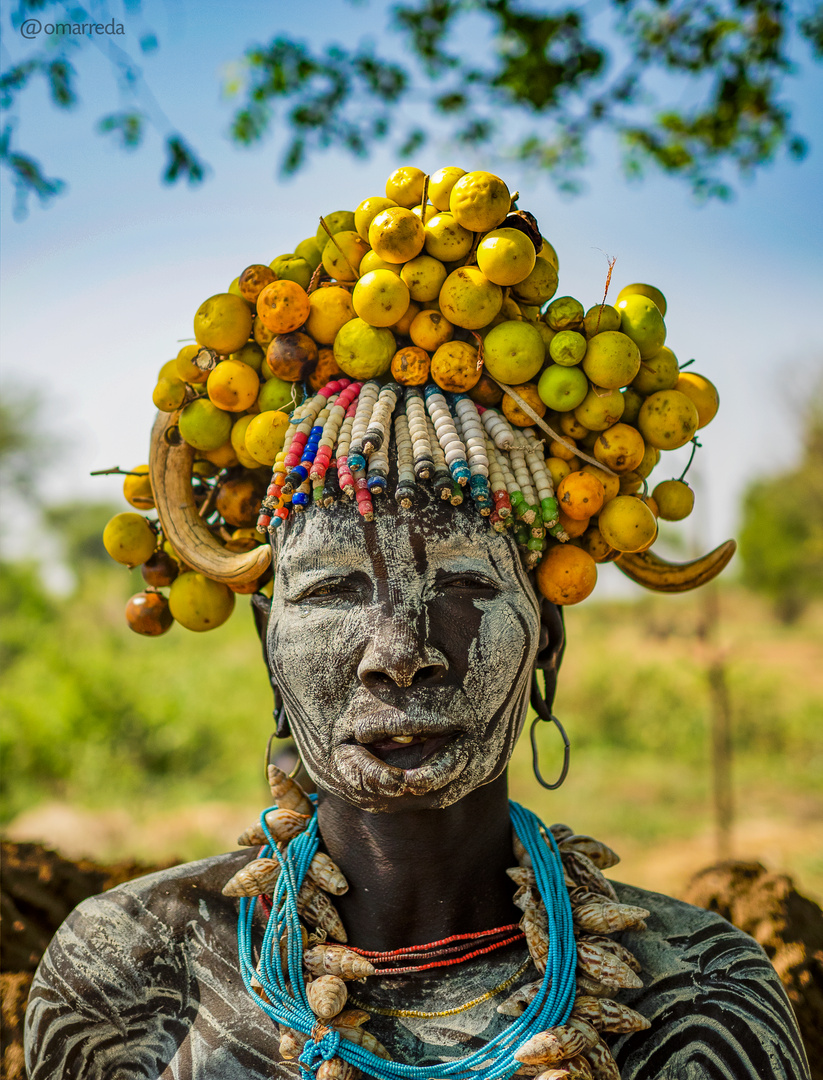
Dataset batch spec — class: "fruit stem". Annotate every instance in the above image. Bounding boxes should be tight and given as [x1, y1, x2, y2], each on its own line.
[318, 216, 360, 281]
[198, 474, 225, 520]
[90, 466, 148, 477]
[678, 358, 697, 370]
[678, 437, 701, 481]
[470, 331, 485, 371]
[420, 174, 430, 227]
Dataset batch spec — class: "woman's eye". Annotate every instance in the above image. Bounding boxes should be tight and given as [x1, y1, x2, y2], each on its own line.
[292, 578, 366, 604]
[438, 574, 499, 593]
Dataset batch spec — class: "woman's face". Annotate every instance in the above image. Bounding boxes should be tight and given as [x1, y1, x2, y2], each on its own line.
[266, 497, 543, 812]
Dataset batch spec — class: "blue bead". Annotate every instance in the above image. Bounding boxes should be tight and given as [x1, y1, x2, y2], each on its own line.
[347, 453, 366, 473]
[291, 492, 308, 506]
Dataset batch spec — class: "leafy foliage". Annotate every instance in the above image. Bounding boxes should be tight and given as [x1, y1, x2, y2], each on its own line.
[738, 387, 823, 621]
[1, 0, 821, 213]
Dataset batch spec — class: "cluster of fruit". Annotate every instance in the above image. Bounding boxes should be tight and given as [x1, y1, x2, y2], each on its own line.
[101, 165, 719, 633]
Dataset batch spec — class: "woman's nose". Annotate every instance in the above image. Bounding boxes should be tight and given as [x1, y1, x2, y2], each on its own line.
[357, 605, 449, 692]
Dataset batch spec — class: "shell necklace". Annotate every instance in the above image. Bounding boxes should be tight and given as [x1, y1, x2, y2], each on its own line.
[226, 767, 652, 1080]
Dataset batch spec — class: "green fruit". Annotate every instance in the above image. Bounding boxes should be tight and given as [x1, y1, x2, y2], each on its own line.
[316, 211, 356, 250]
[294, 236, 323, 271]
[270, 255, 313, 291]
[631, 346, 679, 395]
[617, 282, 667, 317]
[510, 258, 558, 305]
[621, 387, 644, 425]
[617, 295, 667, 359]
[574, 387, 625, 431]
[549, 330, 586, 367]
[582, 331, 641, 390]
[178, 398, 233, 451]
[258, 375, 301, 413]
[152, 376, 186, 412]
[103, 512, 156, 567]
[229, 342, 265, 373]
[545, 296, 585, 331]
[483, 321, 544, 384]
[169, 571, 235, 632]
[537, 364, 589, 412]
[583, 304, 621, 337]
[333, 318, 396, 379]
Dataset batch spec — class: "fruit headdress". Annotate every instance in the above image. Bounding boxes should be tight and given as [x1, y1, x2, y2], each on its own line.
[100, 165, 734, 637]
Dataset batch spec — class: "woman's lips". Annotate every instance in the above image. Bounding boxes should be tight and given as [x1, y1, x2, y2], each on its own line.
[331, 732, 469, 795]
[366, 731, 456, 764]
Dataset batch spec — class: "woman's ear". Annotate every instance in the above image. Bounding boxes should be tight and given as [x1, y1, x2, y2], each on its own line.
[251, 593, 291, 738]
[535, 599, 565, 709]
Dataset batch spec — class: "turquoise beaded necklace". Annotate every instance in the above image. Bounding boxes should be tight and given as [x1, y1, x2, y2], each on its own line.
[236, 798, 576, 1080]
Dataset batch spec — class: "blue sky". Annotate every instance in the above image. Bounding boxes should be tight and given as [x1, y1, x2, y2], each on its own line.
[2, 0, 822, 573]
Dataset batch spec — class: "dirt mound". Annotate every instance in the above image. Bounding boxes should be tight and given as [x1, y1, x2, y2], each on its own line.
[683, 859, 823, 1078]
[1, 841, 174, 1080]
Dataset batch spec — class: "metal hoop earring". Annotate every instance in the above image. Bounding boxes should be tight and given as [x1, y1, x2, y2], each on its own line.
[529, 670, 570, 790]
[263, 730, 303, 781]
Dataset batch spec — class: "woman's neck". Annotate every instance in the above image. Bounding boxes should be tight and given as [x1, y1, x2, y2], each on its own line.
[315, 774, 518, 951]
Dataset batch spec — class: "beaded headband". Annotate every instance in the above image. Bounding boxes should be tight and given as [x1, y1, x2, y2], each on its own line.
[257, 377, 564, 570]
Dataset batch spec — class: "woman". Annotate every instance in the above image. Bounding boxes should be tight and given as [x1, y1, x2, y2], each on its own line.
[25, 386, 810, 1079]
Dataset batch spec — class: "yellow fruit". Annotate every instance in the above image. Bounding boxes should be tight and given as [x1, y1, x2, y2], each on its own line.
[548, 437, 578, 463]
[207, 359, 259, 412]
[229, 341, 265, 373]
[597, 495, 657, 553]
[389, 300, 421, 338]
[230, 415, 264, 470]
[123, 465, 154, 510]
[391, 346, 431, 386]
[535, 544, 597, 605]
[583, 304, 621, 337]
[306, 286, 355, 344]
[430, 341, 481, 393]
[385, 166, 426, 208]
[178, 398, 233, 451]
[270, 255, 313, 291]
[635, 442, 660, 480]
[676, 372, 719, 428]
[616, 282, 667, 317]
[266, 332, 319, 383]
[238, 264, 277, 304]
[352, 270, 411, 328]
[545, 296, 585, 331]
[617, 294, 666, 359]
[621, 387, 644, 425]
[316, 211, 356, 249]
[401, 255, 448, 302]
[638, 390, 699, 450]
[510, 258, 558, 305]
[653, 479, 695, 521]
[574, 387, 625, 431]
[198, 440, 239, 469]
[322, 230, 369, 282]
[438, 267, 503, 330]
[245, 410, 291, 466]
[359, 250, 402, 276]
[559, 413, 588, 439]
[581, 464, 620, 503]
[103, 512, 157, 567]
[618, 471, 643, 495]
[577, 526, 617, 563]
[502, 382, 545, 427]
[549, 330, 587, 367]
[176, 343, 208, 384]
[557, 508, 589, 538]
[631, 346, 679, 395]
[410, 310, 454, 352]
[593, 423, 646, 474]
[194, 293, 253, 354]
[536, 237, 559, 269]
[483, 320, 544, 384]
[428, 166, 466, 211]
[169, 571, 235, 632]
[355, 195, 398, 240]
[152, 376, 186, 412]
[256, 280, 311, 334]
[546, 457, 572, 489]
[449, 171, 510, 232]
[423, 212, 474, 262]
[333, 318, 396, 379]
[253, 317, 275, 351]
[476, 228, 536, 286]
[582, 327, 643, 390]
[309, 348, 343, 391]
[557, 471, 605, 520]
[368, 207, 425, 264]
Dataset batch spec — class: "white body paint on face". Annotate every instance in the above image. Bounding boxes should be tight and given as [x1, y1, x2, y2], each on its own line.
[267, 495, 541, 812]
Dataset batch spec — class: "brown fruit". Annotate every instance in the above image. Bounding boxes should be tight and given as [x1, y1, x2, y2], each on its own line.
[239, 264, 277, 304]
[310, 347, 343, 392]
[469, 373, 504, 407]
[267, 332, 319, 382]
[216, 476, 267, 528]
[125, 591, 174, 636]
[141, 551, 179, 588]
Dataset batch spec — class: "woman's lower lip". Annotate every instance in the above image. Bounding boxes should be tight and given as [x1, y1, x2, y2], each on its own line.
[332, 735, 469, 795]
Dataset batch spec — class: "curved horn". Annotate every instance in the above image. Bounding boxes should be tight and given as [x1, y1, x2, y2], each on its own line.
[149, 410, 272, 587]
[615, 539, 736, 593]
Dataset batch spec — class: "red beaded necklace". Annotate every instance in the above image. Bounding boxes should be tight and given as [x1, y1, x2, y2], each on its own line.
[345, 923, 526, 975]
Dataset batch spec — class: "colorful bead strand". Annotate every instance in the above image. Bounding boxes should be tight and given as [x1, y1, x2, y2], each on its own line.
[480, 407, 515, 452]
[426, 414, 453, 500]
[394, 405, 416, 508]
[453, 396, 493, 515]
[309, 381, 362, 484]
[524, 429, 560, 530]
[347, 381, 380, 474]
[363, 383, 400, 456]
[335, 400, 359, 499]
[424, 386, 470, 487]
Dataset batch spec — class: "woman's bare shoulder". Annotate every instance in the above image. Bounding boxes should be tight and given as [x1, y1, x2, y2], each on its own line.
[609, 881, 811, 1079]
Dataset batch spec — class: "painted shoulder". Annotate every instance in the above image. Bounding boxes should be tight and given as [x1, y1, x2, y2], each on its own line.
[610, 881, 811, 1079]
[24, 850, 292, 1080]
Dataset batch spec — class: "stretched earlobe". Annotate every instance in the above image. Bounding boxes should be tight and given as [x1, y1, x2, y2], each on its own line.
[534, 600, 565, 709]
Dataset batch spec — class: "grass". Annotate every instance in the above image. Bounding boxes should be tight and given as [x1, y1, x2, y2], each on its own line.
[2, 560, 822, 902]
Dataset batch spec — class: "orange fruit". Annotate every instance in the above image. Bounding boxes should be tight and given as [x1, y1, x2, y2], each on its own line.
[535, 544, 598, 605]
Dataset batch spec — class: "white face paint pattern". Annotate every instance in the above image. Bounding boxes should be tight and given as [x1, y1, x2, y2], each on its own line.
[267, 493, 542, 812]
